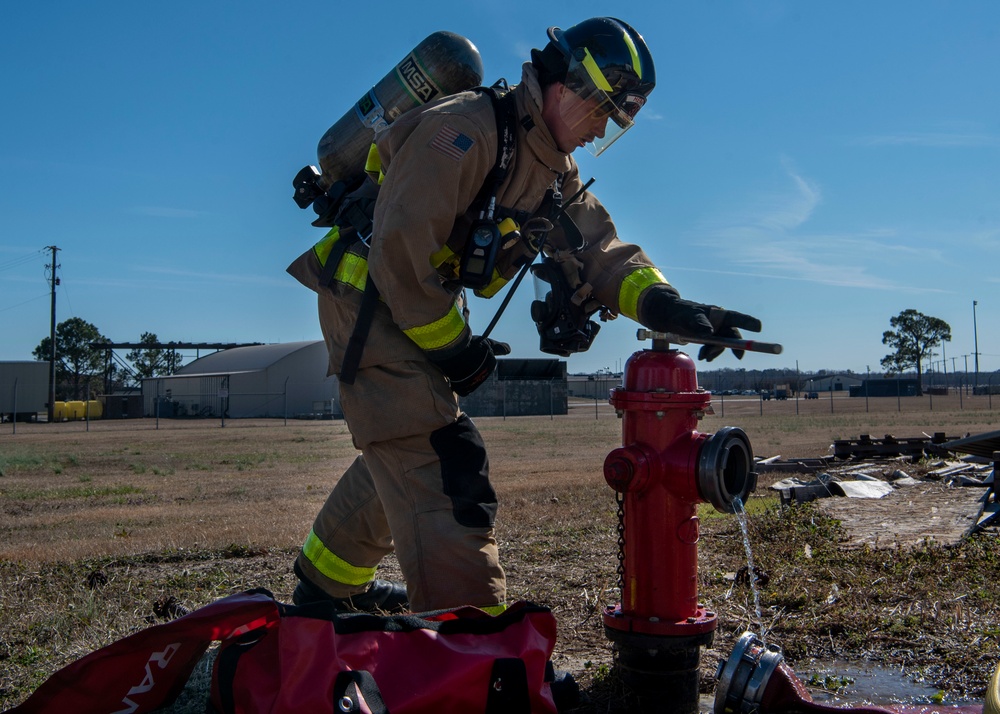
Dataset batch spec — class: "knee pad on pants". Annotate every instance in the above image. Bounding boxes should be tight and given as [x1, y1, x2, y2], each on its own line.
[429, 415, 497, 528]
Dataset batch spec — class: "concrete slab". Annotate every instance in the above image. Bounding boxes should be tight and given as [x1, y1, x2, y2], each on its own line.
[817, 481, 985, 548]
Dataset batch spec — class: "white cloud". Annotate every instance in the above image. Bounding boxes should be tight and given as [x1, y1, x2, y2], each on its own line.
[666, 264, 949, 293]
[690, 161, 951, 293]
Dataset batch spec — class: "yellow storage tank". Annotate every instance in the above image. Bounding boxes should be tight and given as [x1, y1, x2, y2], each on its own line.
[66, 401, 85, 420]
[84, 400, 103, 420]
[53, 401, 67, 421]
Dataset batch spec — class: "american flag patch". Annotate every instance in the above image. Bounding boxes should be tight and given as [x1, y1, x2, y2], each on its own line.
[429, 124, 475, 161]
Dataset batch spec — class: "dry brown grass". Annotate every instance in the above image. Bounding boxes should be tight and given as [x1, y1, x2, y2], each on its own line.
[1, 395, 998, 711]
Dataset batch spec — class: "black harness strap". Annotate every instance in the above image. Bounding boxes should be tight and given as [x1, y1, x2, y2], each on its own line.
[339, 260, 380, 385]
[470, 86, 518, 211]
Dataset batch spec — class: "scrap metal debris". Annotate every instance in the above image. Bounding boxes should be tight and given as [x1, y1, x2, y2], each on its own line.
[756, 428, 1000, 537]
[941, 429, 1000, 460]
[768, 471, 899, 505]
[832, 432, 959, 461]
[763, 459, 994, 505]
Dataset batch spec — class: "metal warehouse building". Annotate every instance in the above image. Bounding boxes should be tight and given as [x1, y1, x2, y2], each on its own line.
[140, 342, 568, 420]
[142, 341, 340, 419]
[460, 359, 568, 417]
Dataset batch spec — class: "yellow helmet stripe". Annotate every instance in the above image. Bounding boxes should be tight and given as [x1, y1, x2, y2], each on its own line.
[621, 31, 642, 79]
[581, 48, 614, 93]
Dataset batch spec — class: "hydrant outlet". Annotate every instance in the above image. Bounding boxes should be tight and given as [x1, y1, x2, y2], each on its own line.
[697, 427, 757, 513]
[604, 445, 653, 493]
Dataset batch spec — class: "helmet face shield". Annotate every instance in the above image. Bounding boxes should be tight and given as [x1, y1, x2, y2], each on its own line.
[560, 49, 648, 156]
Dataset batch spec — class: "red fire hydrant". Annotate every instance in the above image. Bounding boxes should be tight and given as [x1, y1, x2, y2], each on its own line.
[604, 337, 757, 714]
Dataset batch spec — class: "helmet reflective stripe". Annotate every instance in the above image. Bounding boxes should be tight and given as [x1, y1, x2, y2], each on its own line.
[620, 30, 642, 79]
[580, 48, 614, 93]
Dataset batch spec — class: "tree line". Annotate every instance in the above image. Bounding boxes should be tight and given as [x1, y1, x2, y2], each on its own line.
[29, 309, 954, 401]
[31, 318, 182, 400]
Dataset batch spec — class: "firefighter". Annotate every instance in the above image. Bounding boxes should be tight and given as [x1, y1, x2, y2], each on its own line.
[289, 17, 762, 614]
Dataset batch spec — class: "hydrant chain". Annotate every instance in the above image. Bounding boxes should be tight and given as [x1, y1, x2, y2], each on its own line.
[615, 489, 625, 594]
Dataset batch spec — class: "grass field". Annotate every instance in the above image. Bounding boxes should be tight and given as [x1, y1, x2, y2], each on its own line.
[1, 395, 998, 711]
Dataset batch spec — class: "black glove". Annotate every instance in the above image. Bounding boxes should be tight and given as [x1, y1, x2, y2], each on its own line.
[429, 336, 511, 396]
[640, 285, 762, 362]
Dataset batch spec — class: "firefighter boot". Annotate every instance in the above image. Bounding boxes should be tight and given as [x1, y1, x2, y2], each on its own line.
[292, 562, 409, 613]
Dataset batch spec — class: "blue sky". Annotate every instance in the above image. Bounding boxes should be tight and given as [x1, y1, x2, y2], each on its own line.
[2, 1, 997, 378]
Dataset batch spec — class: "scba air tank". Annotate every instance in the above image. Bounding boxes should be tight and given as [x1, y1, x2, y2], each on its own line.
[317, 31, 484, 189]
[294, 31, 483, 223]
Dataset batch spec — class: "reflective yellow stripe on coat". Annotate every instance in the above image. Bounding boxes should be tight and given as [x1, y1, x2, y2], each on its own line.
[618, 267, 669, 321]
[312, 227, 370, 292]
[403, 304, 467, 351]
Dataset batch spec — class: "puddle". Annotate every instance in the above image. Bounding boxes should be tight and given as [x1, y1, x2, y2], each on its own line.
[794, 659, 952, 706]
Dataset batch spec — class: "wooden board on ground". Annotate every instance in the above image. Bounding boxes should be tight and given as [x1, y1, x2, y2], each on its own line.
[816, 481, 987, 548]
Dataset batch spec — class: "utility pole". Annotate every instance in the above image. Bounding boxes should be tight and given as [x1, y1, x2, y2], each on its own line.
[973, 300, 980, 391]
[45, 246, 60, 423]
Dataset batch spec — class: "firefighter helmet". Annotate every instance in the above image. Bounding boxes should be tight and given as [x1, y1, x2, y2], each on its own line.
[538, 17, 656, 155]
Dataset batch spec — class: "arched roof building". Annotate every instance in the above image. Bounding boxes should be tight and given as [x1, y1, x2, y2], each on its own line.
[142, 341, 340, 419]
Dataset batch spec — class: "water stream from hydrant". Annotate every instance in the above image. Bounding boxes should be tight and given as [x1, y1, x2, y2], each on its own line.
[732, 496, 765, 643]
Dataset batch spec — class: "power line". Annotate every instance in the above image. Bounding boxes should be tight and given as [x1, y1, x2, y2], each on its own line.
[0, 292, 51, 313]
[58, 272, 75, 317]
[0, 249, 45, 273]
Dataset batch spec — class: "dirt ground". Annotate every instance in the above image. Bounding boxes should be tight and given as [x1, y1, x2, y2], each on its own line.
[1, 396, 998, 712]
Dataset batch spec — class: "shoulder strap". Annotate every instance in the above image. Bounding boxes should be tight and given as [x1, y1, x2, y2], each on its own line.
[472, 82, 518, 209]
[339, 277, 379, 385]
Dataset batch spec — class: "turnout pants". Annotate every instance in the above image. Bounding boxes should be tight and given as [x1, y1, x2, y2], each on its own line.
[296, 293, 506, 613]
